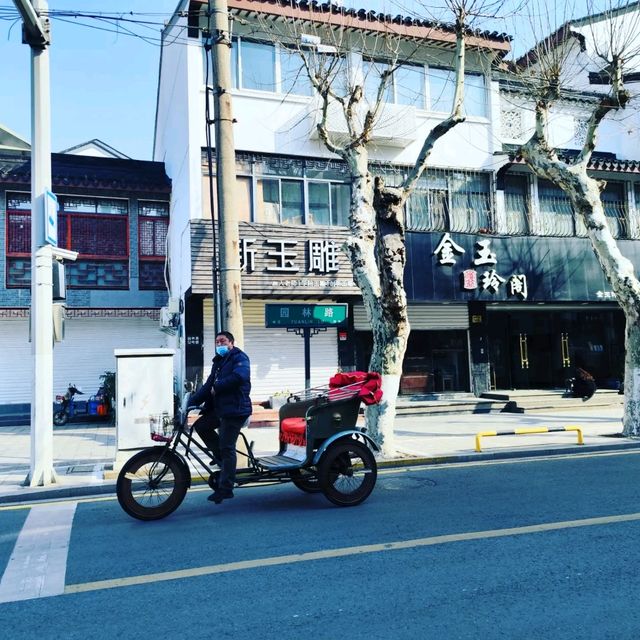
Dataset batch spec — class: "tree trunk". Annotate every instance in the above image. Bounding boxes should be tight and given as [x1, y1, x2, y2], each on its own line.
[523, 141, 640, 436]
[623, 316, 640, 436]
[568, 175, 640, 437]
[343, 151, 410, 456]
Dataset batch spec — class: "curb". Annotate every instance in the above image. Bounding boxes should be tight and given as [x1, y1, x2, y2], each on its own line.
[385, 440, 640, 467]
[2, 440, 640, 506]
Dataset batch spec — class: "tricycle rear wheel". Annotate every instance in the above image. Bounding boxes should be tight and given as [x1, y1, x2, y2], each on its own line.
[117, 448, 189, 520]
[318, 440, 377, 506]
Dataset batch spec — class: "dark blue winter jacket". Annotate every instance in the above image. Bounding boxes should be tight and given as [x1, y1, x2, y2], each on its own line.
[190, 347, 252, 418]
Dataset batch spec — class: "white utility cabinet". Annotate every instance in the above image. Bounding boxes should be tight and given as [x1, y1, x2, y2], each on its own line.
[115, 348, 175, 450]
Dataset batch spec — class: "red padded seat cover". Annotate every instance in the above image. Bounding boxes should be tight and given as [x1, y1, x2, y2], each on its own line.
[280, 416, 307, 446]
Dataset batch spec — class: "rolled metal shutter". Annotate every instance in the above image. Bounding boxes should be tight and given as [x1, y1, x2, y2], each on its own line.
[353, 303, 469, 330]
[0, 320, 31, 404]
[0, 317, 165, 405]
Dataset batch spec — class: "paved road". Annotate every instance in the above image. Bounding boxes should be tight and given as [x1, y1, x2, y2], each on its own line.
[2, 450, 640, 639]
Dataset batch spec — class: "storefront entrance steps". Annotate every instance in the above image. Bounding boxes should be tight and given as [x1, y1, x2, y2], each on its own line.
[246, 389, 623, 425]
[395, 389, 622, 417]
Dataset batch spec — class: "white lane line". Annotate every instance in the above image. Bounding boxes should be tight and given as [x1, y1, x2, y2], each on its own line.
[0, 502, 77, 603]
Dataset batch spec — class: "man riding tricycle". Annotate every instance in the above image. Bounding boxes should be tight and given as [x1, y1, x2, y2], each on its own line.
[116, 371, 383, 520]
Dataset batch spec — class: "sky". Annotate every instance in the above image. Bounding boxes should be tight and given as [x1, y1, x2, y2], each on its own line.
[0, 0, 597, 161]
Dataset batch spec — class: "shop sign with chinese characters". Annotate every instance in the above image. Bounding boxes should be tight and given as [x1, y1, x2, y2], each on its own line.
[240, 235, 356, 292]
[433, 233, 528, 300]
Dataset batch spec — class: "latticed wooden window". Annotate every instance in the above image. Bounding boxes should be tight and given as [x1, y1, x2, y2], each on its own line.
[138, 201, 169, 258]
[6, 193, 31, 256]
[5, 193, 130, 288]
[138, 201, 169, 289]
[58, 196, 129, 258]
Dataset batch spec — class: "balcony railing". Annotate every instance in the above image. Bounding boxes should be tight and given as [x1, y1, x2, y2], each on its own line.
[538, 196, 635, 239]
[406, 192, 492, 234]
[503, 192, 529, 235]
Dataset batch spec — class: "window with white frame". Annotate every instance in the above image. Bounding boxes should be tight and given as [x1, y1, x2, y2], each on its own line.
[226, 37, 487, 116]
[428, 68, 487, 117]
[229, 37, 347, 97]
[363, 59, 425, 107]
[280, 45, 313, 96]
[363, 61, 486, 116]
[254, 177, 349, 226]
[233, 39, 276, 91]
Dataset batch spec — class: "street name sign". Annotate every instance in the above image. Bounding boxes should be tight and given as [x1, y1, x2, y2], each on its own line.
[265, 303, 348, 328]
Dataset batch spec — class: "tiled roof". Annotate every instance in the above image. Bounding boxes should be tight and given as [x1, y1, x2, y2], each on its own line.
[502, 144, 640, 174]
[0, 150, 171, 193]
[214, 0, 511, 50]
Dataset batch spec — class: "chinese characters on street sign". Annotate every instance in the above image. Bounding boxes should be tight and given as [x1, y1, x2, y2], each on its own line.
[265, 303, 348, 328]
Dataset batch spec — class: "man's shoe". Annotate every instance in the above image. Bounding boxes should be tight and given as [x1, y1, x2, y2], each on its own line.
[208, 489, 234, 504]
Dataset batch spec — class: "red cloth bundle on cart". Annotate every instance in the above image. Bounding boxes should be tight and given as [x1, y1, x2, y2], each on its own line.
[328, 371, 383, 405]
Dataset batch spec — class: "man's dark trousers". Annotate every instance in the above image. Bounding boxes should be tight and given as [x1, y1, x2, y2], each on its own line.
[194, 413, 250, 493]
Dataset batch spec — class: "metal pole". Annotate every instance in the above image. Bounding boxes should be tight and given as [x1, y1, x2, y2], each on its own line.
[14, 0, 56, 486]
[304, 328, 311, 390]
[210, 0, 244, 346]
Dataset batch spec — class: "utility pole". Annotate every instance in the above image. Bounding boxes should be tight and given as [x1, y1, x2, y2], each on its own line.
[14, 0, 56, 486]
[209, 0, 244, 346]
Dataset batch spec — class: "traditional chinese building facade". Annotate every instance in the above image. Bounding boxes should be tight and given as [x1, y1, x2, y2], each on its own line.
[0, 139, 172, 413]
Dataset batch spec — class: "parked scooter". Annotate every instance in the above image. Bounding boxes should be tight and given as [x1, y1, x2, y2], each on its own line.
[53, 383, 111, 426]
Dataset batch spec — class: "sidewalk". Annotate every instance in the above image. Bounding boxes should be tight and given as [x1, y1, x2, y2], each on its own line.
[1, 405, 637, 504]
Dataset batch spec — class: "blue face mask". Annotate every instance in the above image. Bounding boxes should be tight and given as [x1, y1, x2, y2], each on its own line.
[215, 345, 230, 357]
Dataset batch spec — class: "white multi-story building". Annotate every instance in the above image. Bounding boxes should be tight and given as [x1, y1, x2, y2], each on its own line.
[155, 0, 640, 397]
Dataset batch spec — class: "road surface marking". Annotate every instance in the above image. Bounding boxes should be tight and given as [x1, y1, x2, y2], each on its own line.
[64, 510, 640, 596]
[0, 502, 77, 603]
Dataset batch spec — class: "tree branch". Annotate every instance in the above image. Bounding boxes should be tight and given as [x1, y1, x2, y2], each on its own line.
[575, 57, 630, 167]
[402, 18, 467, 197]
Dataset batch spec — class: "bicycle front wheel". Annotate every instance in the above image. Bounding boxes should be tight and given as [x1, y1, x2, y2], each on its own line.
[117, 448, 189, 521]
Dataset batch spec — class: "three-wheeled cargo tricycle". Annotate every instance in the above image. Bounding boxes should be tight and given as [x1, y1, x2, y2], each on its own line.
[116, 373, 382, 520]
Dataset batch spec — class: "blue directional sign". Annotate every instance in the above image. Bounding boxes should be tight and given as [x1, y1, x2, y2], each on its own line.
[44, 190, 58, 246]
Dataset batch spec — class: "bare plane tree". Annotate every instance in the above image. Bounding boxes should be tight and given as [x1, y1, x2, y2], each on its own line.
[509, 0, 640, 435]
[252, 0, 509, 455]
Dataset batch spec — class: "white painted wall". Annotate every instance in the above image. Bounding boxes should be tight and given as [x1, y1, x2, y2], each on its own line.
[154, 16, 204, 300]
[205, 84, 496, 170]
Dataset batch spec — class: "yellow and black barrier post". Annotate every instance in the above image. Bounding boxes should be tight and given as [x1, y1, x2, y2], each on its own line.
[475, 426, 584, 452]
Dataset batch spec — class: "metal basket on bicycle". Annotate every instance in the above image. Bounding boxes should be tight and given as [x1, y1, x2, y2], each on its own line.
[149, 412, 175, 442]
